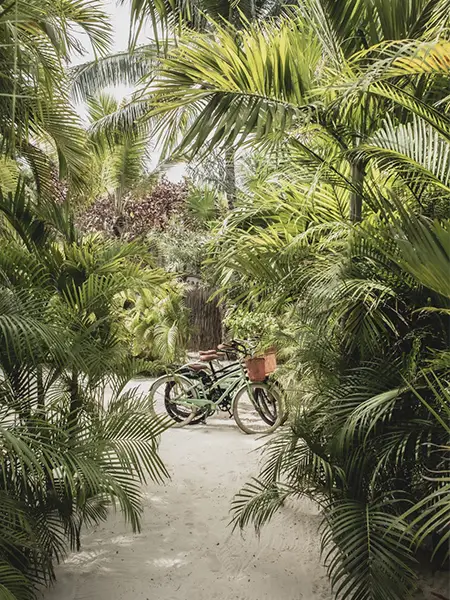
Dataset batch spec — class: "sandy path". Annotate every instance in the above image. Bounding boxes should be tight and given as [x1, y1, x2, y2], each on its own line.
[43, 392, 332, 600]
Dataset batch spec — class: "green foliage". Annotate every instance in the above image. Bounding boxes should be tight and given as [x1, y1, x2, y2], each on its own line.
[0, 0, 112, 196]
[147, 215, 212, 275]
[125, 0, 288, 45]
[85, 92, 150, 214]
[185, 184, 227, 225]
[3, 2, 450, 600]
[137, 3, 450, 599]
[126, 287, 190, 363]
[223, 306, 279, 349]
[0, 183, 170, 599]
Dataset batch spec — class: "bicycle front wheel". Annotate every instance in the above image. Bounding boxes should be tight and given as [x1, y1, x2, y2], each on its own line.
[232, 382, 283, 435]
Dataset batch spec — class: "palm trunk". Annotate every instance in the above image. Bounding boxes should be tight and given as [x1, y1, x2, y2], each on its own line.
[225, 147, 236, 210]
[68, 370, 80, 437]
[349, 161, 365, 222]
[37, 365, 45, 411]
[114, 188, 123, 217]
[112, 190, 126, 237]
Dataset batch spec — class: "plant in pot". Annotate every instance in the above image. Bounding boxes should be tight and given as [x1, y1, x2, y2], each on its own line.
[223, 308, 279, 379]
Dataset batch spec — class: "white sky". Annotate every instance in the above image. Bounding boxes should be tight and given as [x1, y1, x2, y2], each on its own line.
[74, 0, 185, 182]
[73, 0, 145, 63]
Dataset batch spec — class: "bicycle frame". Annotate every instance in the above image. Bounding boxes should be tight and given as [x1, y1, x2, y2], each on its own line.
[169, 358, 254, 412]
[176, 358, 241, 380]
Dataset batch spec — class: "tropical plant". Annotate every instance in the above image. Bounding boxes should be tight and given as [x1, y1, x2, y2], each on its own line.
[224, 196, 450, 600]
[77, 178, 188, 238]
[0, 0, 112, 196]
[126, 286, 190, 363]
[0, 182, 171, 599]
[134, 4, 450, 599]
[142, 0, 450, 220]
[223, 306, 279, 349]
[184, 183, 227, 225]
[146, 215, 211, 275]
[85, 92, 150, 219]
[72, 0, 293, 209]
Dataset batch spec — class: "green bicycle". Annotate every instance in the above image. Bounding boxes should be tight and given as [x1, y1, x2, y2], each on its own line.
[150, 340, 284, 434]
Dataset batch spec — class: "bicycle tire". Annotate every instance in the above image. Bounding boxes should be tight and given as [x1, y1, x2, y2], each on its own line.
[233, 382, 283, 435]
[150, 374, 202, 427]
[254, 386, 278, 425]
[264, 377, 289, 425]
[165, 379, 210, 425]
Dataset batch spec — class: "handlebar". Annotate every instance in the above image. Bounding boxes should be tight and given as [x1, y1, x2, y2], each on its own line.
[217, 338, 259, 357]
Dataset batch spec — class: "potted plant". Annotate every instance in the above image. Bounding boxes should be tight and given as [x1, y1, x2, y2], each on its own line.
[224, 307, 279, 378]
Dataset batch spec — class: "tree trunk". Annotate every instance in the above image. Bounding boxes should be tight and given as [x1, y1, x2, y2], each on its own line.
[37, 365, 45, 411]
[225, 147, 236, 210]
[112, 190, 126, 237]
[350, 161, 365, 222]
[185, 285, 222, 351]
[68, 370, 80, 437]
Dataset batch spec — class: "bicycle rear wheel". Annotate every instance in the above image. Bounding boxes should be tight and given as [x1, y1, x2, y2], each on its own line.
[151, 375, 203, 427]
[262, 377, 289, 425]
[232, 382, 283, 434]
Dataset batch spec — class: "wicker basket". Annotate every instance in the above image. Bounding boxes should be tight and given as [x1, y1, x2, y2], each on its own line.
[246, 350, 277, 382]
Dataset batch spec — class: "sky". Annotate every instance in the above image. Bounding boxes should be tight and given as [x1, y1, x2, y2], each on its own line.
[73, 0, 143, 63]
[74, 1, 185, 182]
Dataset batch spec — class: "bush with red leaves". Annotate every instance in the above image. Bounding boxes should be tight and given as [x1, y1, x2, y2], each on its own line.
[76, 179, 188, 238]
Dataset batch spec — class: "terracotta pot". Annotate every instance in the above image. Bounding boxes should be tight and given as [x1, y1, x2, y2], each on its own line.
[264, 349, 277, 374]
[245, 357, 266, 382]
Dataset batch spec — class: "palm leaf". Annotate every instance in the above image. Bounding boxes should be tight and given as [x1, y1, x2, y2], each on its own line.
[323, 500, 417, 600]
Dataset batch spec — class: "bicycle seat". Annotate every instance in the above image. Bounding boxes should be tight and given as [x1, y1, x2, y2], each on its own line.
[217, 343, 234, 350]
[199, 353, 224, 361]
[188, 362, 209, 371]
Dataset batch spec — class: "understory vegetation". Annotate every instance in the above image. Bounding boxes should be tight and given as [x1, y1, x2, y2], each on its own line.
[0, 3, 172, 597]
[1, 0, 450, 599]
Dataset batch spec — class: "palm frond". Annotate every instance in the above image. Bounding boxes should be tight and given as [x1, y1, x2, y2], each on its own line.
[149, 18, 322, 153]
[70, 44, 160, 103]
[357, 116, 450, 195]
[323, 500, 417, 600]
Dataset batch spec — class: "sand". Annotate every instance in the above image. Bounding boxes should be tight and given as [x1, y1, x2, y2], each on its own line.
[40, 377, 450, 600]
[42, 379, 332, 600]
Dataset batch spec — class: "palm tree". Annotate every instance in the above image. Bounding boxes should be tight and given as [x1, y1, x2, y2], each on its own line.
[0, 182, 171, 599]
[107, 6, 450, 596]
[0, 6, 177, 599]
[141, 0, 450, 220]
[202, 31, 450, 600]
[73, 0, 291, 208]
[85, 92, 150, 226]
[125, 0, 286, 40]
[0, 0, 112, 196]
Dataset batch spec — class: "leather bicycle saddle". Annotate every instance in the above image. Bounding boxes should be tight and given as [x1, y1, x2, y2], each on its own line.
[188, 363, 209, 371]
[198, 352, 225, 361]
[217, 343, 234, 350]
